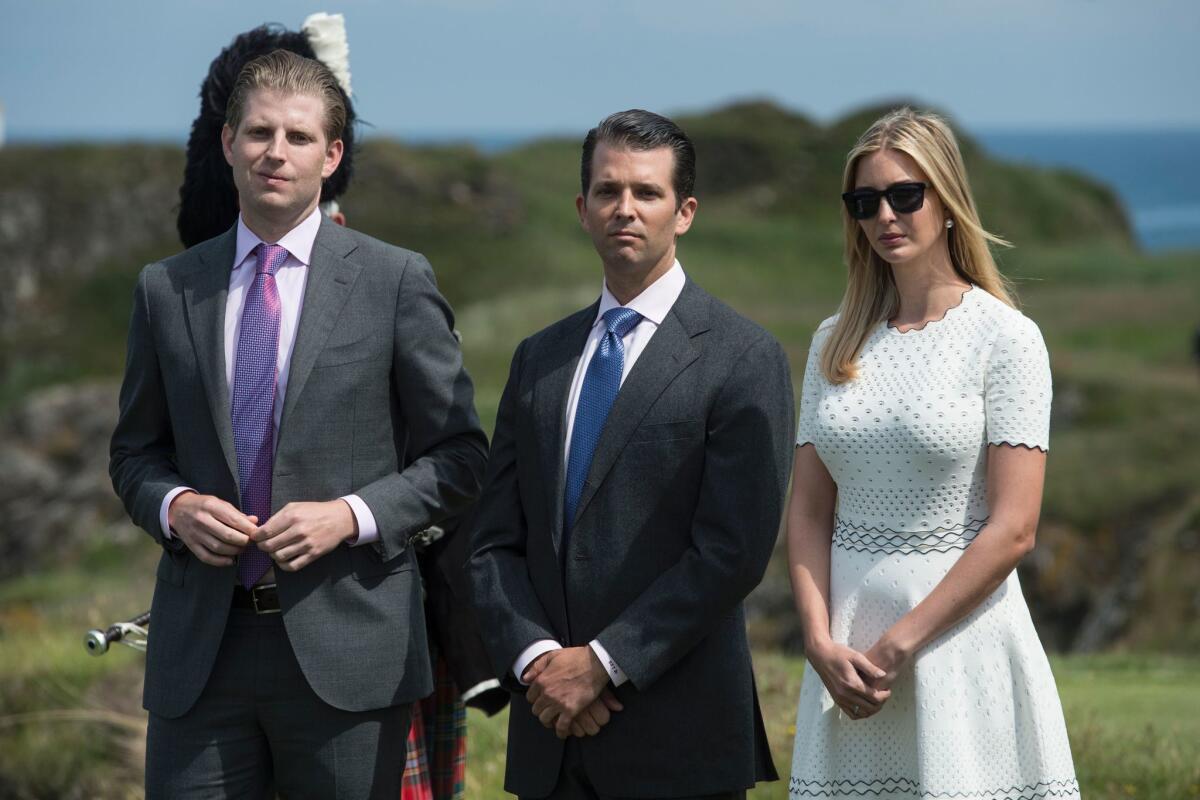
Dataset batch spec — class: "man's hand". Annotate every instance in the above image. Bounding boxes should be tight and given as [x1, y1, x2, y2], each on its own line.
[520, 649, 557, 684]
[250, 500, 358, 572]
[525, 646, 610, 739]
[168, 491, 258, 567]
[568, 689, 624, 737]
[522, 652, 625, 738]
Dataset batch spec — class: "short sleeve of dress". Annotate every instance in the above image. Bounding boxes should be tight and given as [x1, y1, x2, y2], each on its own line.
[796, 321, 833, 447]
[985, 316, 1052, 451]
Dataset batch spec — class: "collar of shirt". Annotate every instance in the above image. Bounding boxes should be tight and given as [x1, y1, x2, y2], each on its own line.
[231, 206, 323, 271]
[594, 259, 686, 328]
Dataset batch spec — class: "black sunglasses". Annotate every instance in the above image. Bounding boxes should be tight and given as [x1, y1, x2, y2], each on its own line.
[842, 182, 927, 220]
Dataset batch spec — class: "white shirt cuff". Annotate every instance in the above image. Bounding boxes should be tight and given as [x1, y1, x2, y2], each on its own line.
[160, 487, 196, 539]
[588, 639, 627, 687]
[340, 495, 378, 545]
[513, 639, 562, 685]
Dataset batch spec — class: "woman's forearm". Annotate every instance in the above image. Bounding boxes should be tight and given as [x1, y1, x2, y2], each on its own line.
[787, 510, 836, 652]
[787, 446, 840, 653]
[877, 515, 1034, 660]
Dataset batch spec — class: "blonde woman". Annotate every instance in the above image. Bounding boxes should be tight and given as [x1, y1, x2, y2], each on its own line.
[787, 108, 1079, 799]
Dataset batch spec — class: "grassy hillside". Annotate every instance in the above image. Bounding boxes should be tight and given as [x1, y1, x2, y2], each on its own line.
[0, 99, 1141, 404]
[0, 100, 1196, 796]
[2, 100, 1196, 648]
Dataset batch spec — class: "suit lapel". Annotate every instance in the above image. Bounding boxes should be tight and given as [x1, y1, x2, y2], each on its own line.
[571, 281, 708, 528]
[183, 228, 239, 487]
[534, 304, 596, 559]
[278, 218, 362, 442]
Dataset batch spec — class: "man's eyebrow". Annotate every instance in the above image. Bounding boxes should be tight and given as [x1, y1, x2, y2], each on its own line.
[593, 178, 665, 189]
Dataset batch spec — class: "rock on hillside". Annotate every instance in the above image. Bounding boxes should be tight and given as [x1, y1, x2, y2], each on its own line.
[0, 382, 132, 578]
[0, 144, 182, 339]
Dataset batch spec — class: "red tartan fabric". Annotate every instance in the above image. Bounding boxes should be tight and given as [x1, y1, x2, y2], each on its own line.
[424, 655, 467, 799]
[400, 701, 433, 800]
[400, 653, 467, 800]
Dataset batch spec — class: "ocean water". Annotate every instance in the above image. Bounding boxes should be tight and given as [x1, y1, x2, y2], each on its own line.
[977, 130, 1200, 252]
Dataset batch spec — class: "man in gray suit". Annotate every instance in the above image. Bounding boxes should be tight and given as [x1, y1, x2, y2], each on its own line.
[468, 110, 794, 799]
[109, 49, 487, 799]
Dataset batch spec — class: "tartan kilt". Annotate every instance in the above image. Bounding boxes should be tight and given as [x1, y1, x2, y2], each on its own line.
[401, 653, 467, 800]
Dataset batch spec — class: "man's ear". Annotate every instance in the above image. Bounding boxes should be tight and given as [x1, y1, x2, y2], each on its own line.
[674, 196, 698, 237]
[221, 124, 235, 166]
[575, 193, 587, 227]
[322, 138, 344, 179]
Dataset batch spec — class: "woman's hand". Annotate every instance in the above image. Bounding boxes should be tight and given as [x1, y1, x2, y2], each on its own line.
[863, 634, 914, 694]
[806, 639, 891, 720]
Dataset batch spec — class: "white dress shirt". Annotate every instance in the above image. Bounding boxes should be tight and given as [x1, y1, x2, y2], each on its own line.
[160, 208, 379, 550]
[512, 260, 686, 688]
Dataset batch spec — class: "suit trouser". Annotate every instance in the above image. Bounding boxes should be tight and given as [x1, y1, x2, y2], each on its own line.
[520, 738, 747, 800]
[145, 606, 412, 800]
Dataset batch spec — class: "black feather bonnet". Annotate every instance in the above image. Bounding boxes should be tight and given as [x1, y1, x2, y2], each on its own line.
[177, 23, 357, 248]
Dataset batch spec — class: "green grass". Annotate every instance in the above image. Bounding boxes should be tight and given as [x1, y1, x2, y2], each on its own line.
[0, 539, 156, 798]
[461, 651, 1200, 799]
[0, 532, 1194, 799]
[1053, 655, 1200, 799]
[2, 538, 1198, 798]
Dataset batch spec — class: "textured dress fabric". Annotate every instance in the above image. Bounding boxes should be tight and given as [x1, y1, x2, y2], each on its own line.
[789, 287, 1080, 799]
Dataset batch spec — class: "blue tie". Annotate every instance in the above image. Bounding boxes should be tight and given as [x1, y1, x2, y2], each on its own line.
[563, 306, 643, 535]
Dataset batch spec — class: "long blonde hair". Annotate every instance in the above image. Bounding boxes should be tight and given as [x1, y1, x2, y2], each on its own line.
[821, 107, 1015, 383]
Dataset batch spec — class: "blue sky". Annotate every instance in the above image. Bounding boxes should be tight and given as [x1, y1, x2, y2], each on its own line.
[2, 0, 1197, 142]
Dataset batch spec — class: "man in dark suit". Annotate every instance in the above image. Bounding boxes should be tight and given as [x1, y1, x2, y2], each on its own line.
[109, 49, 487, 799]
[467, 110, 794, 799]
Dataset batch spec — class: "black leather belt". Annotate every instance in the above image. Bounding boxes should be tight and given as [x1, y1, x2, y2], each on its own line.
[232, 583, 281, 614]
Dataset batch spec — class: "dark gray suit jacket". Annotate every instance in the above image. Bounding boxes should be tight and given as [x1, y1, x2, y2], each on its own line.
[468, 280, 794, 798]
[110, 218, 488, 718]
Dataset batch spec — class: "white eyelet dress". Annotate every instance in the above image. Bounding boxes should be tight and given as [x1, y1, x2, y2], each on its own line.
[789, 287, 1080, 799]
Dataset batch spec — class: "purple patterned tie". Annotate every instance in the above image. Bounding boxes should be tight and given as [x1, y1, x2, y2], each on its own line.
[232, 243, 287, 589]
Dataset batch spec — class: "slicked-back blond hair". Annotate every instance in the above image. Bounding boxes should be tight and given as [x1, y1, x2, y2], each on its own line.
[225, 49, 346, 144]
[821, 107, 1015, 384]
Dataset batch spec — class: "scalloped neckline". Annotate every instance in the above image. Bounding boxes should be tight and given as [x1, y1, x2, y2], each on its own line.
[885, 284, 976, 336]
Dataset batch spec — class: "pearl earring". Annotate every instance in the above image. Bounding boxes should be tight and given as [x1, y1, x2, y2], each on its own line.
[945, 219, 955, 229]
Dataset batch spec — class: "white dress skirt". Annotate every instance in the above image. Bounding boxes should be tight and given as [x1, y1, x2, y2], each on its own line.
[789, 287, 1080, 800]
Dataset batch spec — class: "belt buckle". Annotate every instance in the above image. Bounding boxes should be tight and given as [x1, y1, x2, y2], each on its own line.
[251, 583, 280, 615]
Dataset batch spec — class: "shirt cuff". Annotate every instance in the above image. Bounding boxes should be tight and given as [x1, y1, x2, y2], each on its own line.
[160, 487, 196, 540]
[588, 639, 627, 687]
[513, 639, 562, 685]
[340, 495, 378, 546]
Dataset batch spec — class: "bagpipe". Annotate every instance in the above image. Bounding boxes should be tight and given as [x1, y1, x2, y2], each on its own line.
[84, 611, 149, 656]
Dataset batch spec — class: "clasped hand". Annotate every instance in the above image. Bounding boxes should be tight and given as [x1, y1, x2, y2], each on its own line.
[808, 637, 910, 721]
[523, 647, 623, 739]
[168, 492, 357, 571]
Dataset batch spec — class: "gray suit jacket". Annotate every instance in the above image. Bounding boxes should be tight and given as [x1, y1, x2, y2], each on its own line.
[110, 218, 488, 718]
[468, 280, 794, 798]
